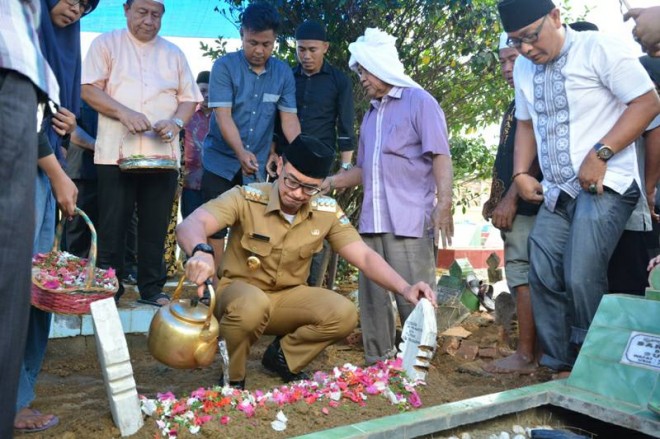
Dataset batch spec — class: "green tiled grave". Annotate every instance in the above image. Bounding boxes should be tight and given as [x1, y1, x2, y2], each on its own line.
[295, 295, 660, 439]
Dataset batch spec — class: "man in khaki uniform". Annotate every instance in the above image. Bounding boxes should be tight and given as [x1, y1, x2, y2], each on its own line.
[177, 135, 436, 389]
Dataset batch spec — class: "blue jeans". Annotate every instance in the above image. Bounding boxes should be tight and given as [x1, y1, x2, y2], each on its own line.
[529, 184, 639, 371]
[16, 169, 55, 411]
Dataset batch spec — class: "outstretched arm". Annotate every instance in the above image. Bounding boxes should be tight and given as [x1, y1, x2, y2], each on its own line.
[338, 240, 437, 306]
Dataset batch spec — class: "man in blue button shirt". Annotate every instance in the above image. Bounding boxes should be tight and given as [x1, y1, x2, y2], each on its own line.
[202, 2, 300, 275]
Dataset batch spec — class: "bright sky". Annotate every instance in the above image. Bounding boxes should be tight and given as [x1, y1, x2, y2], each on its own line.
[567, 0, 660, 49]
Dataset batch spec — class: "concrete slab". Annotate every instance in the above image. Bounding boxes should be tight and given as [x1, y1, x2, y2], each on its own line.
[90, 298, 144, 437]
[49, 301, 157, 339]
[293, 382, 554, 439]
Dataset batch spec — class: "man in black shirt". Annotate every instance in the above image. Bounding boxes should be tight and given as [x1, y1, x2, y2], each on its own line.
[288, 20, 357, 286]
[290, 20, 355, 168]
[481, 32, 540, 374]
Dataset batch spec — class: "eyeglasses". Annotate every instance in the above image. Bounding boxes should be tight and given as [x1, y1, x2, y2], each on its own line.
[65, 0, 92, 14]
[281, 171, 322, 196]
[506, 15, 548, 48]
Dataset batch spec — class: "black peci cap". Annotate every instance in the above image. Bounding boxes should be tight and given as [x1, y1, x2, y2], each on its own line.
[284, 135, 334, 179]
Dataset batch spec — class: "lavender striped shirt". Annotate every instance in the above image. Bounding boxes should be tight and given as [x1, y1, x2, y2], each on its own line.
[357, 86, 450, 238]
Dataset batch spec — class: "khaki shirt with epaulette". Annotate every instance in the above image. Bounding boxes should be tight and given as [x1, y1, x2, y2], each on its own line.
[202, 181, 361, 292]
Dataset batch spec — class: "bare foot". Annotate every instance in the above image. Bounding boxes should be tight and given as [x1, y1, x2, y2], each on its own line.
[14, 407, 58, 431]
[482, 352, 537, 374]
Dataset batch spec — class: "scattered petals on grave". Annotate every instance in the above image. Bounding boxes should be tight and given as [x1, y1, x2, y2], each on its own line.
[140, 358, 425, 436]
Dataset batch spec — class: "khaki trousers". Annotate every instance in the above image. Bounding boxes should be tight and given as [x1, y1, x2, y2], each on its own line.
[359, 233, 436, 365]
[214, 280, 358, 381]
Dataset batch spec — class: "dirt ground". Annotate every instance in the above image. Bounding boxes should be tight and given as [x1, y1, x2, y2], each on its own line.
[18, 284, 564, 439]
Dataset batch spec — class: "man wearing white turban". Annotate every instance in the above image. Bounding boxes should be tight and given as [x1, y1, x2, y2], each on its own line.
[328, 28, 454, 365]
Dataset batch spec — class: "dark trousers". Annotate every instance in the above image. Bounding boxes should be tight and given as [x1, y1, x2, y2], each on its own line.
[96, 165, 177, 300]
[62, 179, 98, 257]
[607, 230, 657, 295]
[0, 70, 38, 437]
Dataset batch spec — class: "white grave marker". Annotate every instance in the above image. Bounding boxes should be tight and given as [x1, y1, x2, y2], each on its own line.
[90, 298, 144, 436]
[397, 298, 437, 381]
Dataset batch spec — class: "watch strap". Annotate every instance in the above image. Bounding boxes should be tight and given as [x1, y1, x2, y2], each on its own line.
[191, 243, 214, 257]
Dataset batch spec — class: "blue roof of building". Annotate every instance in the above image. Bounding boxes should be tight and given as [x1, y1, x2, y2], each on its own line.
[82, 0, 240, 39]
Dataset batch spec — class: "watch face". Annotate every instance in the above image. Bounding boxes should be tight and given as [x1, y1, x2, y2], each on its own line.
[597, 147, 614, 160]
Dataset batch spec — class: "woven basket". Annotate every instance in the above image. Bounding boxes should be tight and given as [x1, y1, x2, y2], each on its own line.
[117, 131, 177, 172]
[31, 208, 118, 315]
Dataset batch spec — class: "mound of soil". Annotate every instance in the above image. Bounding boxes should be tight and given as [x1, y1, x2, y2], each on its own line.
[24, 300, 553, 438]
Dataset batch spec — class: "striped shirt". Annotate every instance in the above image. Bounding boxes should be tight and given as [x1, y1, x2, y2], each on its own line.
[0, 0, 59, 103]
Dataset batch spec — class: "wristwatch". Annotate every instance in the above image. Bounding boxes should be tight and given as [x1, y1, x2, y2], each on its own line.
[340, 162, 353, 171]
[593, 143, 614, 162]
[172, 117, 184, 130]
[191, 243, 214, 258]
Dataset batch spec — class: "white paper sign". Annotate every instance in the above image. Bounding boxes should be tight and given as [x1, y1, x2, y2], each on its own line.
[397, 298, 437, 382]
[620, 331, 660, 371]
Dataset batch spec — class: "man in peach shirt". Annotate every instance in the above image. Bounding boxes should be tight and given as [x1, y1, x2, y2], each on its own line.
[82, 0, 202, 306]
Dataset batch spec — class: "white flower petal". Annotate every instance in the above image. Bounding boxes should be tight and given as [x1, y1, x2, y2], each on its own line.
[271, 420, 287, 431]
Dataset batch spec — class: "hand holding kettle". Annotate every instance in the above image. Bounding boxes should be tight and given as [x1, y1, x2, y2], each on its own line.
[185, 252, 216, 297]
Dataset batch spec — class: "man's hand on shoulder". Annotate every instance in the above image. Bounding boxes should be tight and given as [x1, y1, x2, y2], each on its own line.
[401, 282, 437, 307]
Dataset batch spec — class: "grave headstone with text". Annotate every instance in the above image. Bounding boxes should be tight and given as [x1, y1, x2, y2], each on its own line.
[397, 298, 437, 382]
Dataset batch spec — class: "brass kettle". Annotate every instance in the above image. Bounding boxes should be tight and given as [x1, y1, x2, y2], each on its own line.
[148, 277, 219, 369]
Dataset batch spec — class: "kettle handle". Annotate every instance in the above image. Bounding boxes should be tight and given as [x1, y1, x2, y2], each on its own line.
[172, 277, 216, 331]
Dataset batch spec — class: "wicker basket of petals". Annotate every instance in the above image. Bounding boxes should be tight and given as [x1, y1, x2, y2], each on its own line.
[31, 208, 118, 315]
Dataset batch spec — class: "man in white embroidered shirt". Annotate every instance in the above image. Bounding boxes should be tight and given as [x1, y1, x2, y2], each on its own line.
[497, 0, 660, 374]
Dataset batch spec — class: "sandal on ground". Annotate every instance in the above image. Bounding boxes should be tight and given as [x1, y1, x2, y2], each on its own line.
[137, 292, 170, 307]
[14, 408, 59, 433]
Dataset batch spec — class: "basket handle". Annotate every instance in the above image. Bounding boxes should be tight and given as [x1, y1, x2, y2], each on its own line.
[52, 207, 97, 289]
[118, 130, 176, 160]
[172, 277, 216, 331]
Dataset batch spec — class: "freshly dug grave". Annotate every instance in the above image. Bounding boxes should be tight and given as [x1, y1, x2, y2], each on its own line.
[25, 301, 555, 438]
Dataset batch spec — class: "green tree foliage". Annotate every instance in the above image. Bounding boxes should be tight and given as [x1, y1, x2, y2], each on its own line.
[201, 1, 504, 215]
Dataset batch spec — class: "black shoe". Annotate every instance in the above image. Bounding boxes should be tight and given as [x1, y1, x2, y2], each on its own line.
[261, 337, 310, 383]
[219, 375, 245, 390]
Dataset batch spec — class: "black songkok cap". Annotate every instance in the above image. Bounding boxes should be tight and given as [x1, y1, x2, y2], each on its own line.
[498, 0, 556, 33]
[569, 21, 599, 32]
[196, 71, 210, 84]
[284, 135, 334, 179]
[295, 20, 327, 41]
